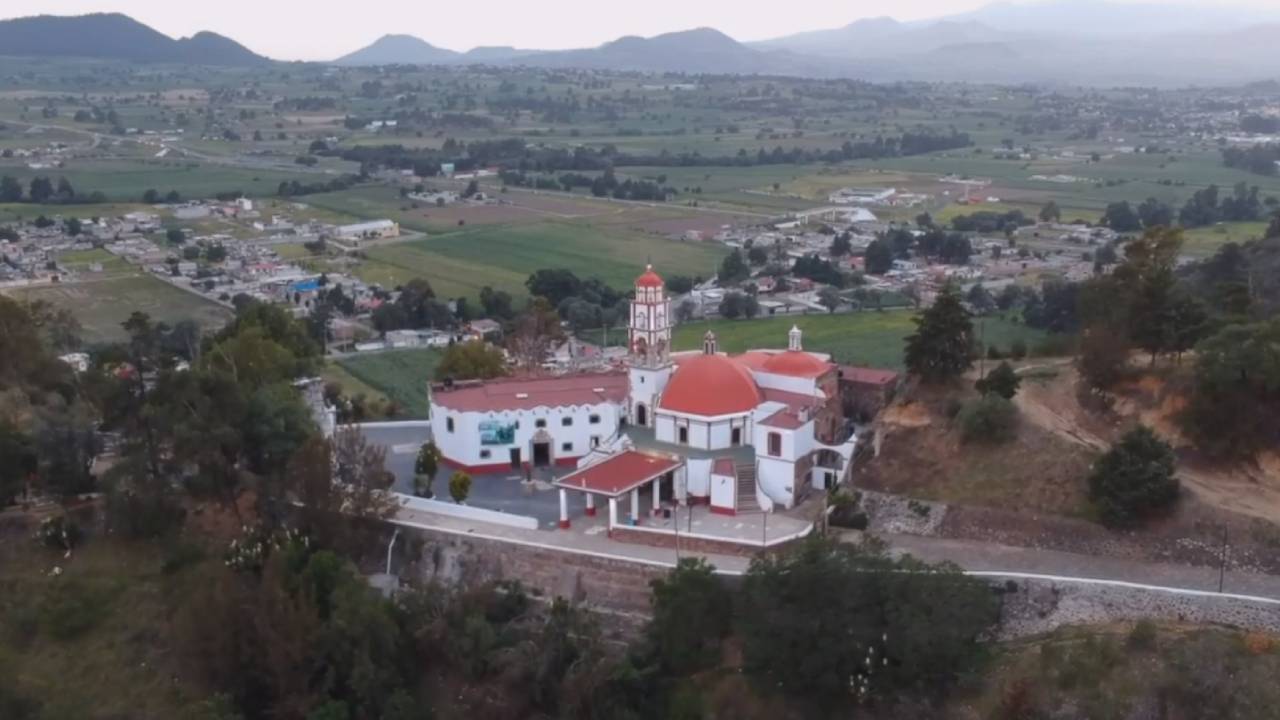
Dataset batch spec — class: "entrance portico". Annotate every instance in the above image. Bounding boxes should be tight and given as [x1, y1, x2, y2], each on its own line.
[552, 450, 684, 532]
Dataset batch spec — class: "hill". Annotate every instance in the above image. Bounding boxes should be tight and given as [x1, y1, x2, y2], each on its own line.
[514, 27, 827, 76]
[335, 33, 461, 66]
[0, 13, 269, 65]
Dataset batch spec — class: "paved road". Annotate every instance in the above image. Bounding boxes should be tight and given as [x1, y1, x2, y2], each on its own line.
[878, 532, 1280, 602]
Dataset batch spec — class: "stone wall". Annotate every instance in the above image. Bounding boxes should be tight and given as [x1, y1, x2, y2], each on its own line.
[399, 524, 669, 615]
[994, 575, 1280, 640]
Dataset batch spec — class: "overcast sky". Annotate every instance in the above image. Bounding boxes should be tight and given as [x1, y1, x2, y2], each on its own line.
[2, 0, 1275, 61]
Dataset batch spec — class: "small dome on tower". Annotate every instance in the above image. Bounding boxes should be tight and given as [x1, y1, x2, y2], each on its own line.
[635, 264, 664, 288]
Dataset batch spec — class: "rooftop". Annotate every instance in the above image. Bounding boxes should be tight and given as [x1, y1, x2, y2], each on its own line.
[554, 450, 684, 498]
[838, 366, 899, 387]
[432, 371, 627, 413]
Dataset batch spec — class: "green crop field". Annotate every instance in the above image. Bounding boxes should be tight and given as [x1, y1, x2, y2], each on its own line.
[4, 274, 232, 345]
[334, 348, 441, 418]
[1180, 221, 1270, 257]
[672, 310, 1049, 369]
[355, 220, 727, 300]
[0, 158, 329, 202]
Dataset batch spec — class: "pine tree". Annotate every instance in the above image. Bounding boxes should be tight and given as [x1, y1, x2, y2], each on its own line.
[904, 284, 974, 383]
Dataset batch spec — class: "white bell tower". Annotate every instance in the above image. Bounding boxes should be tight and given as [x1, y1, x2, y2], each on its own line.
[627, 264, 673, 427]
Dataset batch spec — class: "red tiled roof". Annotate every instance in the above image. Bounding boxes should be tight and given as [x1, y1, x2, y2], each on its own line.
[839, 366, 899, 386]
[760, 408, 808, 430]
[761, 387, 824, 410]
[555, 451, 683, 497]
[432, 372, 627, 412]
[659, 353, 763, 416]
[761, 350, 833, 378]
[635, 264, 664, 288]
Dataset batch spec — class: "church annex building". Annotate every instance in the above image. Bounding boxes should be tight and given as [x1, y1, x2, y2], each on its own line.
[428, 265, 861, 531]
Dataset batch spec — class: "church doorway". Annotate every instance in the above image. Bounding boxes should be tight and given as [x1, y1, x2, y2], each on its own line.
[636, 403, 648, 427]
[509, 448, 522, 469]
[532, 441, 551, 467]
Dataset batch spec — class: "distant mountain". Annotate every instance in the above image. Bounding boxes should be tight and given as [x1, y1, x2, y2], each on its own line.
[511, 27, 830, 76]
[335, 34, 461, 66]
[937, 0, 1278, 37]
[0, 13, 269, 66]
[755, 0, 1280, 86]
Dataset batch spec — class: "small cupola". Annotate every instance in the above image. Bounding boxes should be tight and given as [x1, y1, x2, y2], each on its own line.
[703, 330, 718, 355]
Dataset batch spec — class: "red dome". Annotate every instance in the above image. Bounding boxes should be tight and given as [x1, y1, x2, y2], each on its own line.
[761, 351, 832, 378]
[635, 264, 664, 288]
[659, 354, 762, 416]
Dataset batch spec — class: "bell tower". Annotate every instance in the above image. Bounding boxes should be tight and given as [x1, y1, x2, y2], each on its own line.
[627, 264, 673, 427]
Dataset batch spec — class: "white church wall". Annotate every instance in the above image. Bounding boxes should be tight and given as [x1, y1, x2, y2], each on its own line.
[685, 457, 712, 499]
[432, 400, 622, 471]
[757, 457, 795, 508]
[751, 371, 817, 397]
[655, 413, 676, 443]
[710, 471, 735, 510]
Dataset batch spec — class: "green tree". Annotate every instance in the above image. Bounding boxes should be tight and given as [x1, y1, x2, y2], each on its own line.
[975, 361, 1021, 399]
[904, 284, 973, 383]
[956, 394, 1018, 444]
[0, 422, 35, 506]
[1089, 426, 1179, 528]
[1183, 319, 1280, 459]
[28, 176, 54, 203]
[436, 340, 507, 381]
[718, 248, 749, 285]
[864, 239, 894, 275]
[648, 558, 731, 674]
[817, 286, 842, 313]
[0, 175, 22, 202]
[449, 471, 472, 504]
[414, 441, 441, 498]
[830, 232, 853, 257]
[739, 537, 997, 708]
[166, 227, 186, 245]
[1102, 201, 1142, 233]
[1039, 200, 1061, 223]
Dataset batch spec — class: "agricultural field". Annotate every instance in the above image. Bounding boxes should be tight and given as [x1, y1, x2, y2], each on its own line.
[55, 247, 133, 277]
[672, 310, 1049, 369]
[4, 274, 231, 344]
[0, 157, 332, 203]
[333, 347, 441, 418]
[354, 220, 727, 300]
[1180, 221, 1271, 257]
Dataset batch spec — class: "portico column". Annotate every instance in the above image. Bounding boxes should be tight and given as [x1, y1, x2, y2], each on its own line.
[630, 487, 640, 524]
[652, 477, 662, 515]
[585, 493, 596, 516]
[558, 488, 570, 529]
[608, 498, 618, 533]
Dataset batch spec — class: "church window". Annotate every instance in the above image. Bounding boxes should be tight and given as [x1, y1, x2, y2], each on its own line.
[678, 426, 689, 444]
[535, 419, 547, 429]
[479, 449, 491, 460]
[589, 414, 601, 424]
[561, 417, 573, 427]
[446, 417, 455, 433]
[561, 442, 573, 452]
[768, 432, 782, 457]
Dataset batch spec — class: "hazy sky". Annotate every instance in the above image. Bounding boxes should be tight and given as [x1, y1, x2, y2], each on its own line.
[3, 0, 1275, 61]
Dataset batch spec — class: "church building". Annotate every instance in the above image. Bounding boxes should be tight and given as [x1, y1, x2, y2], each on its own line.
[428, 265, 857, 524]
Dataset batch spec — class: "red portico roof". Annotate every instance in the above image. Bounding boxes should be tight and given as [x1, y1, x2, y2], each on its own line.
[635, 264, 664, 288]
[554, 451, 683, 498]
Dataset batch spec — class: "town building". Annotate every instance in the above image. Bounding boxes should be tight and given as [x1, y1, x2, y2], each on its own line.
[335, 220, 400, 241]
[428, 265, 858, 531]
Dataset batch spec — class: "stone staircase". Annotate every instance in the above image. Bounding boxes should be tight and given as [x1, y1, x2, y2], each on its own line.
[736, 464, 761, 514]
